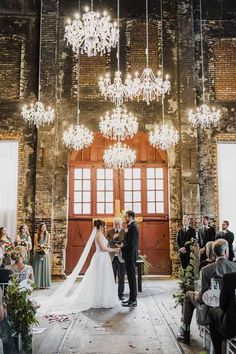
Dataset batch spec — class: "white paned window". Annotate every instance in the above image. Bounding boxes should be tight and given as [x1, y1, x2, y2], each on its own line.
[124, 168, 142, 214]
[147, 167, 164, 214]
[96, 169, 114, 214]
[74, 168, 91, 214]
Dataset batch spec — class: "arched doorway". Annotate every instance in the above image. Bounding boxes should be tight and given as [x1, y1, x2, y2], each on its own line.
[66, 131, 171, 275]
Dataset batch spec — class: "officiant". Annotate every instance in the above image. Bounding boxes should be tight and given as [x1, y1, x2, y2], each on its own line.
[107, 218, 125, 300]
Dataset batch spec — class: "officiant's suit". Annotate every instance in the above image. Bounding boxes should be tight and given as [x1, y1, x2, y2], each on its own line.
[122, 221, 139, 302]
[107, 227, 125, 299]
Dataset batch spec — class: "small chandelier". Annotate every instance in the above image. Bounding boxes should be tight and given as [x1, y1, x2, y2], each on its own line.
[149, 123, 179, 150]
[104, 142, 136, 169]
[99, 106, 138, 141]
[188, 104, 221, 128]
[126, 0, 171, 105]
[188, 0, 221, 128]
[99, 71, 130, 106]
[22, 102, 54, 128]
[63, 124, 93, 150]
[64, 2, 118, 57]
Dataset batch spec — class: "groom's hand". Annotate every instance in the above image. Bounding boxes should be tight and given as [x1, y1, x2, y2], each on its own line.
[115, 242, 123, 248]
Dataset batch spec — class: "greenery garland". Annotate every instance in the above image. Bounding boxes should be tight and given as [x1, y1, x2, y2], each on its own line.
[5, 276, 38, 353]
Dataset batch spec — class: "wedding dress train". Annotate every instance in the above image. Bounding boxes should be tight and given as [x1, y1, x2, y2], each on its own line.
[37, 230, 119, 315]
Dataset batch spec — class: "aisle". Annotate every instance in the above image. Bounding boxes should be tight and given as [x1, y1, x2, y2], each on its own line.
[33, 279, 205, 354]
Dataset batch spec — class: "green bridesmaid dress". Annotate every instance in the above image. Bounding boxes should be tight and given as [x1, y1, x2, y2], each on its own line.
[33, 237, 51, 289]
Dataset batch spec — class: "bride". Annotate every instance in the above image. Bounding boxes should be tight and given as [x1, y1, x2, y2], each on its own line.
[37, 219, 120, 315]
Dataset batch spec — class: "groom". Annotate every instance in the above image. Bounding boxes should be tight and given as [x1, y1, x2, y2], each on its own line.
[117, 210, 139, 307]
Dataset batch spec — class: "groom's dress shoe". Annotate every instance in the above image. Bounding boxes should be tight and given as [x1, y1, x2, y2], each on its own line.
[122, 300, 137, 307]
[121, 299, 130, 304]
[119, 295, 125, 300]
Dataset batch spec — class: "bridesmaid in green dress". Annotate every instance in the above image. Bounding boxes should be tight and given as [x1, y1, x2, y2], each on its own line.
[15, 224, 32, 264]
[33, 223, 51, 289]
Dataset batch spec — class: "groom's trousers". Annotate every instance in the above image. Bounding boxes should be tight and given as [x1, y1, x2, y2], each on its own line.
[125, 258, 137, 302]
[112, 256, 125, 297]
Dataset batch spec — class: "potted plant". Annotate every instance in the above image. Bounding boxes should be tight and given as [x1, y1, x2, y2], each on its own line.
[5, 275, 38, 353]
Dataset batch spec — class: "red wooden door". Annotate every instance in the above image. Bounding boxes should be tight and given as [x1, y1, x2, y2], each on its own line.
[66, 132, 170, 275]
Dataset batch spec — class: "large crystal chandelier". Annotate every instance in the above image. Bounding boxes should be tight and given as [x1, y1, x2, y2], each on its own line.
[126, 0, 170, 105]
[104, 142, 136, 169]
[63, 59, 93, 150]
[149, 97, 179, 150]
[64, 1, 118, 56]
[188, 0, 221, 128]
[22, 102, 54, 128]
[21, 0, 55, 128]
[98, 0, 131, 106]
[99, 106, 138, 140]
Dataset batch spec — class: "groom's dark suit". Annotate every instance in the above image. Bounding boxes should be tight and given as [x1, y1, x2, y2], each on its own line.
[122, 221, 139, 302]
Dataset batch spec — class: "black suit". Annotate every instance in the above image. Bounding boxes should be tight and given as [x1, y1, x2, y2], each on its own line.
[198, 226, 216, 261]
[216, 230, 235, 261]
[209, 272, 236, 354]
[177, 227, 196, 269]
[122, 221, 139, 302]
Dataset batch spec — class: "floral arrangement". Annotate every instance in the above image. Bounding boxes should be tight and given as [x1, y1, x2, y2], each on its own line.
[16, 240, 28, 248]
[5, 275, 38, 353]
[3, 241, 14, 255]
[37, 244, 50, 260]
[138, 252, 153, 275]
[173, 238, 199, 307]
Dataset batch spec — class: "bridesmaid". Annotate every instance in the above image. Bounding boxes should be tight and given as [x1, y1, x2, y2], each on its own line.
[0, 227, 13, 266]
[15, 224, 32, 264]
[33, 223, 51, 289]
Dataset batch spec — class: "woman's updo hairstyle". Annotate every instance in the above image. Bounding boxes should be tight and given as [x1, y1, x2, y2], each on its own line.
[94, 220, 105, 230]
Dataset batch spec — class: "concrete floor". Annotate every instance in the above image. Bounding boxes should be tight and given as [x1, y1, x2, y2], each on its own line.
[33, 279, 210, 354]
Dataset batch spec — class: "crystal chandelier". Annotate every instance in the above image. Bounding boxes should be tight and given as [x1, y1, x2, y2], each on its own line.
[126, 0, 171, 105]
[188, 0, 221, 128]
[22, 102, 54, 128]
[63, 124, 93, 150]
[98, 0, 131, 106]
[149, 123, 179, 150]
[99, 106, 138, 140]
[64, 1, 118, 56]
[188, 104, 221, 128]
[104, 142, 136, 169]
[21, 0, 55, 128]
[63, 57, 93, 150]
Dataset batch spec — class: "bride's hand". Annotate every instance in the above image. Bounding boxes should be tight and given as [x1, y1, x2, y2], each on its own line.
[112, 248, 121, 253]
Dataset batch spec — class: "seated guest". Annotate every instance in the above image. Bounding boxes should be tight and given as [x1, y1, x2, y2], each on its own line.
[15, 224, 32, 264]
[177, 239, 236, 345]
[198, 216, 216, 262]
[177, 215, 196, 269]
[208, 272, 236, 354]
[107, 217, 126, 300]
[7, 246, 34, 283]
[199, 241, 215, 271]
[0, 227, 13, 266]
[216, 220, 234, 261]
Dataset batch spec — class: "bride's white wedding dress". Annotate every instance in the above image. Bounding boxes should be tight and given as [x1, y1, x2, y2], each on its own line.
[37, 230, 119, 315]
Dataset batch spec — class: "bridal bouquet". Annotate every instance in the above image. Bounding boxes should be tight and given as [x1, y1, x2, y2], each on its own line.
[16, 240, 28, 248]
[37, 244, 50, 260]
[4, 242, 14, 255]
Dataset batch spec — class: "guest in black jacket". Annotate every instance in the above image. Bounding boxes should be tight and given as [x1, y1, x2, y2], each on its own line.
[198, 216, 216, 261]
[216, 220, 234, 261]
[208, 272, 236, 354]
[177, 215, 196, 269]
[118, 210, 139, 307]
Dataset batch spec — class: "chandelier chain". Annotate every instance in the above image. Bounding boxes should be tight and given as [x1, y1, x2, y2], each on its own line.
[38, 0, 43, 101]
[199, 0, 205, 102]
[117, 0, 120, 71]
[160, 0, 164, 78]
[146, 0, 149, 68]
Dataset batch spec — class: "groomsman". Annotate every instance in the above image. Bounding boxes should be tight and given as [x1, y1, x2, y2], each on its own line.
[107, 218, 125, 300]
[216, 220, 235, 261]
[177, 215, 196, 269]
[198, 216, 216, 261]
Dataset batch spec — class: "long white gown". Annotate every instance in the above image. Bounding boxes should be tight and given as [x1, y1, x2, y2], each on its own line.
[37, 234, 119, 315]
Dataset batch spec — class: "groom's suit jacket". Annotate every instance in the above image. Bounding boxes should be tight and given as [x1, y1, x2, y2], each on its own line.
[122, 221, 139, 262]
[106, 228, 125, 263]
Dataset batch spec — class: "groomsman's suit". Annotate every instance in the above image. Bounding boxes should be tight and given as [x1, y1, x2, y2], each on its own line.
[177, 226, 196, 269]
[198, 226, 216, 261]
[107, 227, 125, 299]
[216, 230, 235, 261]
[122, 220, 139, 302]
